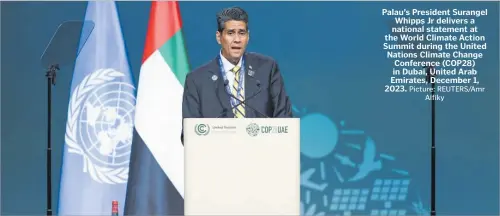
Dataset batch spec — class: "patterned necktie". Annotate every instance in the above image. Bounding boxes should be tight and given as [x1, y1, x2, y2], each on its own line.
[231, 65, 245, 118]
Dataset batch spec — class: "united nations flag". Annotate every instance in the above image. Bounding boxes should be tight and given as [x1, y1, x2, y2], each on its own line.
[58, 1, 136, 215]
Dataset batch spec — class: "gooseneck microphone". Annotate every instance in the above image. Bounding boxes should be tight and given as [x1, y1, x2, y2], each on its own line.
[212, 74, 230, 118]
[223, 79, 269, 118]
[216, 108, 229, 118]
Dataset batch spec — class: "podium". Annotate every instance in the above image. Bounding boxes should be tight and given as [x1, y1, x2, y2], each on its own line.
[184, 118, 300, 215]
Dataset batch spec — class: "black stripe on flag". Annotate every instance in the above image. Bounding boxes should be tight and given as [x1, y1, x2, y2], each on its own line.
[124, 128, 184, 215]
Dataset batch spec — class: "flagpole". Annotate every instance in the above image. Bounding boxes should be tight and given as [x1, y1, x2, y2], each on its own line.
[46, 64, 58, 216]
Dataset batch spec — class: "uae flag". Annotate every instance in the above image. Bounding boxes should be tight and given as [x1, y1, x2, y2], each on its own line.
[124, 1, 188, 215]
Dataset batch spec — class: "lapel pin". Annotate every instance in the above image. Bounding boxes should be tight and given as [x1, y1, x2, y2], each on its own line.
[248, 70, 255, 77]
[211, 75, 218, 81]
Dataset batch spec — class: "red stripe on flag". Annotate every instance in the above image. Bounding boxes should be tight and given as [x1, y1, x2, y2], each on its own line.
[142, 1, 183, 63]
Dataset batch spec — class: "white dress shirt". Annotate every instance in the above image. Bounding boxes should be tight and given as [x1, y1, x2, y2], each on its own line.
[219, 52, 244, 91]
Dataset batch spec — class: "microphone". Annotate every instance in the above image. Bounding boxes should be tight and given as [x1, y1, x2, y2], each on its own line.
[216, 108, 229, 118]
[225, 79, 269, 118]
[211, 74, 231, 118]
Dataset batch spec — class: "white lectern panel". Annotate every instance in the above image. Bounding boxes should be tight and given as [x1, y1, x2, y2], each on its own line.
[184, 118, 300, 215]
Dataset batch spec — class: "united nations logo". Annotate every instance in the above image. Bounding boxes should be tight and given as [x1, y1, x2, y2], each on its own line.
[195, 124, 210, 136]
[246, 123, 260, 137]
[64, 68, 136, 184]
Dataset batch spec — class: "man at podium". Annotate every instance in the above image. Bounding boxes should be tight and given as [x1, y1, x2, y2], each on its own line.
[182, 6, 293, 120]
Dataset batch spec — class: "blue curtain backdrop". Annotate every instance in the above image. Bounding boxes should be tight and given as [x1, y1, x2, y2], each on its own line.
[2, 1, 498, 215]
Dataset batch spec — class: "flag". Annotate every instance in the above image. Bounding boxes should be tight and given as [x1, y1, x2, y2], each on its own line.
[58, 1, 136, 215]
[124, 1, 188, 215]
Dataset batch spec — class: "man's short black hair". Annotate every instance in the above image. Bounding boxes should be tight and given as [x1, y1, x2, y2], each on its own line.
[216, 7, 249, 32]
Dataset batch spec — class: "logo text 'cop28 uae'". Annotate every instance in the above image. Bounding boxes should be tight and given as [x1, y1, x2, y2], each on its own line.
[195, 124, 210, 136]
[246, 123, 289, 137]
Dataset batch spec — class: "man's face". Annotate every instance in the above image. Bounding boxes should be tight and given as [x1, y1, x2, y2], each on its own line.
[216, 20, 249, 62]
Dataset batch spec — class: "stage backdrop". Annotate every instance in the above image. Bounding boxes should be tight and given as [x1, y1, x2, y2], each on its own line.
[2, 1, 498, 215]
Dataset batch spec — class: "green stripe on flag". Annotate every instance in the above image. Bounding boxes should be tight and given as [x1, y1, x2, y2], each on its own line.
[158, 30, 190, 86]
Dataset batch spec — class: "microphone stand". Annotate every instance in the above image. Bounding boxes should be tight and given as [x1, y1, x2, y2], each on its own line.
[221, 78, 268, 118]
[46, 64, 58, 216]
[225, 86, 268, 118]
[425, 66, 436, 216]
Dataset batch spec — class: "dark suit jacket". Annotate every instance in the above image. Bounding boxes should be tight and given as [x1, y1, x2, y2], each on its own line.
[181, 52, 293, 142]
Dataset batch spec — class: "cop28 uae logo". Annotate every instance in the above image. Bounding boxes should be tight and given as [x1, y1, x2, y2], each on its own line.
[195, 124, 210, 136]
[246, 123, 260, 137]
